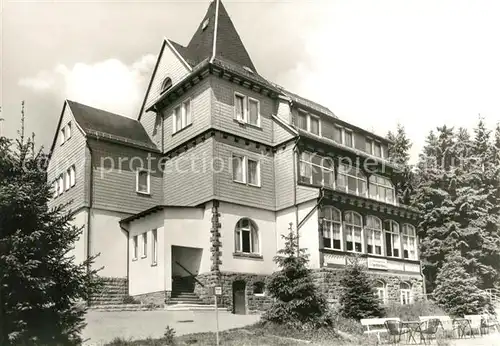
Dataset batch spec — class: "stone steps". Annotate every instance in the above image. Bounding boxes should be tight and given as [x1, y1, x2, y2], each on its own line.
[90, 304, 152, 312]
[89, 277, 129, 307]
[164, 303, 226, 311]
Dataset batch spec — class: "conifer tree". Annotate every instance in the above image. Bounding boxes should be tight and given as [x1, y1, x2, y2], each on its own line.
[263, 225, 332, 328]
[433, 254, 491, 317]
[387, 124, 414, 205]
[338, 257, 384, 321]
[0, 106, 100, 345]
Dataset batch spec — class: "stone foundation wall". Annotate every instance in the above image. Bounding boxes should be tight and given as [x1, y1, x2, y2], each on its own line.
[132, 291, 166, 306]
[195, 271, 273, 313]
[312, 268, 424, 306]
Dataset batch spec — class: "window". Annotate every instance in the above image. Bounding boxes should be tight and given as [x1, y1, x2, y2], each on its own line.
[320, 207, 342, 250]
[151, 229, 158, 265]
[136, 170, 150, 194]
[333, 126, 342, 142]
[253, 282, 265, 296]
[60, 128, 65, 145]
[142, 233, 147, 258]
[65, 170, 70, 191]
[400, 282, 412, 305]
[232, 155, 260, 187]
[69, 165, 76, 187]
[202, 18, 210, 31]
[337, 163, 367, 196]
[384, 220, 400, 258]
[248, 98, 260, 126]
[58, 175, 64, 195]
[234, 93, 260, 126]
[344, 130, 353, 147]
[235, 94, 245, 121]
[344, 211, 363, 253]
[366, 216, 383, 255]
[53, 181, 58, 198]
[235, 218, 259, 254]
[309, 116, 320, 135]
[369, 175, 395, 204]
[375, 281, 386, 304]
[299, 152, 334, 188]
[160, 77, 172, 93]
[66, 122, 72, 140]
[402, 224, 417, 260]
[297, 111, 307, 130]
[366, 138, 383, 158]
[297, 110, 321, 136]
[172, 99, 192, 133]
[132, 235, 138, 260]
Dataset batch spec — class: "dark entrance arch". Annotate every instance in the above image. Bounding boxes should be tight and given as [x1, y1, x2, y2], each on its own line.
[232, 280, 246, 315]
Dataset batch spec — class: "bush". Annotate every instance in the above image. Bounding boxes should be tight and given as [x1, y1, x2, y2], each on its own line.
[338, 257, 384, 321]
[384, 300, 446, 320]
[433, 255, 492, 316]
[262, 228, 333, 329]
[122, 295, 140, 304]
[163, 326, 176, 345]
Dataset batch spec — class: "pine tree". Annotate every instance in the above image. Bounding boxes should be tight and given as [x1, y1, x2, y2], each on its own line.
[387, 124, 414, 205]
[263, 225, 332, 328]
[433, 254, 491, 317]
[338, 257, 384, 321]
[0, 106, 101, 345]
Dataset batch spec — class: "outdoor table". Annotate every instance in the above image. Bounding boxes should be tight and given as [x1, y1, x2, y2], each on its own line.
[402, 320, 422, 344]
[452, 318, 473, 339]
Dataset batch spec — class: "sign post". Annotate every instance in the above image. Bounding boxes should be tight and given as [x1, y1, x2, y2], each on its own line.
[214, 286, 222, 346]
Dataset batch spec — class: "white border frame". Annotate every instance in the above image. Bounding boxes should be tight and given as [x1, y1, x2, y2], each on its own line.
[136, 169, 151, 195]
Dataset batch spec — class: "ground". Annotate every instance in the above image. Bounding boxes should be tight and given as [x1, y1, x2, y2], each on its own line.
[83, 310, 500, 346]
[82, 310, 260, 345]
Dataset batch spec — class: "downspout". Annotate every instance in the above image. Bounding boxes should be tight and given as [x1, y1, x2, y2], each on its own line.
[120, 222, 130, 295]
[292, 136, 300, 256]
[86, 142, 93, 271]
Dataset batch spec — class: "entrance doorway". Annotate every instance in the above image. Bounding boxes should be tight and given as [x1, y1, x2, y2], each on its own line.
[171, 246, 203, 293]
[232, 280, 246, 315]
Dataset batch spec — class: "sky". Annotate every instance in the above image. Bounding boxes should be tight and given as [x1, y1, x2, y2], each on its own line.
[2, 0, 500, 163]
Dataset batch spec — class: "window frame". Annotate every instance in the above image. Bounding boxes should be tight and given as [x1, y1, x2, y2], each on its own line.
[69, 165, 76, 187]
[253, 282, 266, 296]
[141, 233, 148, 258]
[247, 97, 261, 127]
[60, 128, 65, 145]
[172, 98, 192, 134]
[58, 174, 64, 195]
[297, 109, 321, 136]
[65, 170, 70, 191]
[298, 152, 335, 189]
[234, 92, 247, 122]
[151, 229, 158, 266]
[400, 282, 412, 305]
[384, 220, 401, 258]
[344, 211, 364, 253]
[366, 215, 383, 256]
[320, 206, 343, 250]
[136, 169, 151, 195]
[66, 122, 72, 141]
[369, 174, 396, 204]
[375, 280, 387, 304]
[232, 154, 261, 187]
[337, 163, 367, 197]
[132, 235, 138, 261]
[402, 224, 417, 260]
[343, 128, 354, 148]
[234, 218, 260, 255]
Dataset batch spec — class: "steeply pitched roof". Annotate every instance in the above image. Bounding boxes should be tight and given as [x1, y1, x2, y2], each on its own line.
[67, 100, 158, 151]
[170, 0, 256, 72]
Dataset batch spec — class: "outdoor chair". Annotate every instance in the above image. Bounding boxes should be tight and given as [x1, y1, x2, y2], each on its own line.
[418, 318, 443, 345]
[384, 320, 409, 345]
[480, 314, 500, 334]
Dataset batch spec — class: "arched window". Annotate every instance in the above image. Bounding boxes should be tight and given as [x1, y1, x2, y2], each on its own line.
[366, 216, 383, 255]
[369, 174, 395, 204]
[402, 224, 417, 260]
[235, 218, 259, 254]
[337, 163, 367, 196]
[160, 77, 172, 94]
[344, 211, 363, 253]
[400, 282, 412, 305]
[320, 207, 342, 250]
[374, 280, 386, 304]
[384, 220, 400, 258]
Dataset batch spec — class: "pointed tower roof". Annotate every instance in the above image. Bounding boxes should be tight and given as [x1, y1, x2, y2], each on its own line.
[172, 0, 256, 72]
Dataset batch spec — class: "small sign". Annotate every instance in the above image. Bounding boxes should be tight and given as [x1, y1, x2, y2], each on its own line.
[215, 286, 222, 296]
[367, 257, 388, 270]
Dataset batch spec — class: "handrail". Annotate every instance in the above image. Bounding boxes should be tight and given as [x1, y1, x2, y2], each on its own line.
[174, 261, 204, 287]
